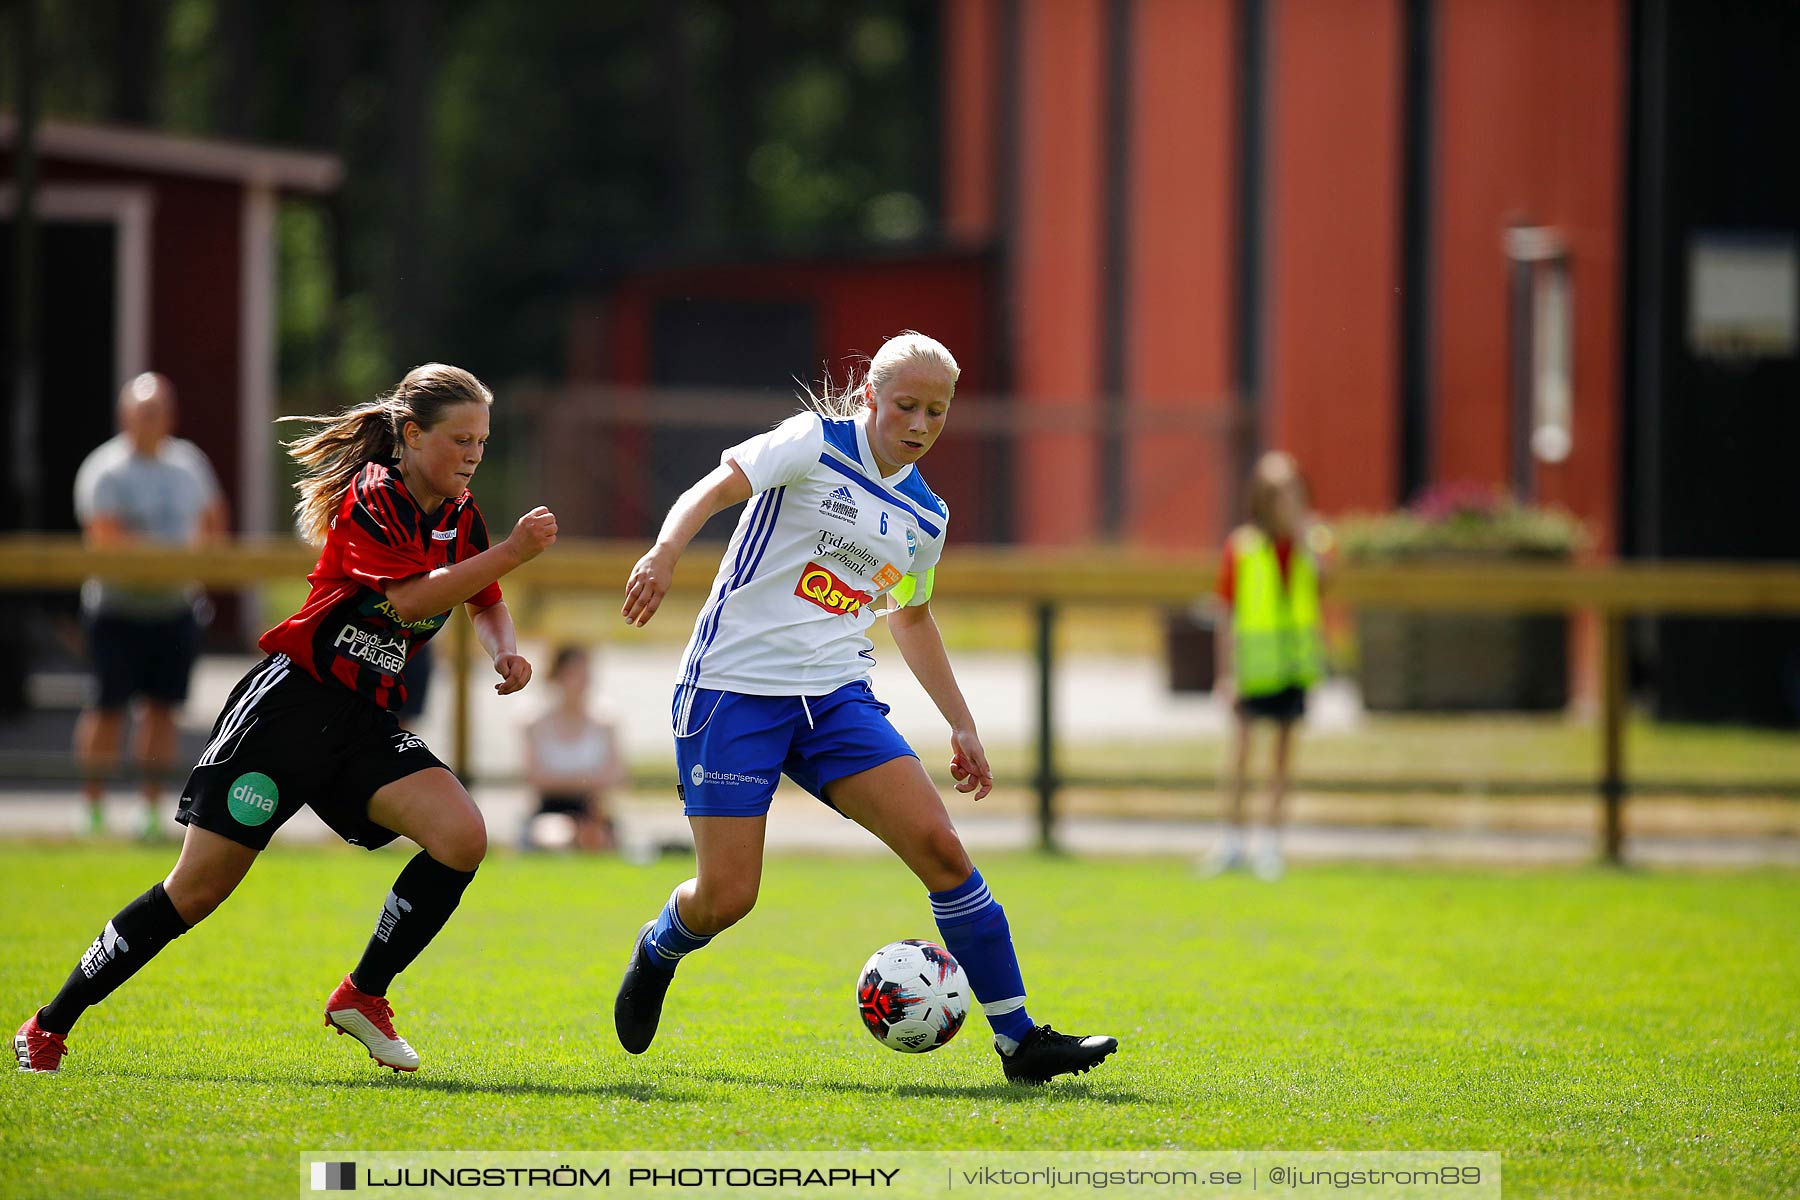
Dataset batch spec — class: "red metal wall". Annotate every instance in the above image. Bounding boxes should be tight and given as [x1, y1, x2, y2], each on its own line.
[1009, 0, 1107, 544]
[1265, 0, 1403, 518]
[1434, 0, 1624, 550]
[942, 0, 1001, 246]
[1124, 0, 1238, 547]
[958, 0, 1412, 547]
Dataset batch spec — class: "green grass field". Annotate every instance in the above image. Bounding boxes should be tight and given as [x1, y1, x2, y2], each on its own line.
[2, 845, 1796, 1199]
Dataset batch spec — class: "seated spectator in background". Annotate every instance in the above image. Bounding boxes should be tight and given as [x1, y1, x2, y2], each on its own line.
[72, 373, 227, 839]
[523, 645, 624, 852]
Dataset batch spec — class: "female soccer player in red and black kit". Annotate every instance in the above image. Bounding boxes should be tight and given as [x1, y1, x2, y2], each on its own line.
[13, 363, 557, 1075]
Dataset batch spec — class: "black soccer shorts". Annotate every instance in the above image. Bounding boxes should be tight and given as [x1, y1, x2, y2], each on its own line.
[176, 653, 450, 851]
[87, 610, 200, 709]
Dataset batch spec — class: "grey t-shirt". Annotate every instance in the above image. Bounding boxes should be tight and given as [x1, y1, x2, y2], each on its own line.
[72, 434, 221, 618]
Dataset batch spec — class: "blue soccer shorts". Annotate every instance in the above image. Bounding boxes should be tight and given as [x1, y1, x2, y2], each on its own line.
[670, 680, 917, 817]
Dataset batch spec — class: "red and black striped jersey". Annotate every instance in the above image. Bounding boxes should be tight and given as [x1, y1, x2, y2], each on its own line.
[260, 461, 503, 710]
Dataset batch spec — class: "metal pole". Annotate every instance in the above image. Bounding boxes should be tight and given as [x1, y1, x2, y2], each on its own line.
[1033, 601, 1058, 853]
[11, 0, 43, 530]
[452, 611, 473, 780]
[1231, 0, 1269, 518]
[1599, 611, 1628, 864]
[1508, 253, 1536, 501]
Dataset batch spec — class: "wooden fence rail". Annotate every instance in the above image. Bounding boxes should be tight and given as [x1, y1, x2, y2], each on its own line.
[7, 535, 1800, 862]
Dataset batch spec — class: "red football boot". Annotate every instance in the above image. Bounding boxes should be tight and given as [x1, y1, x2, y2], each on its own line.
[323, 975, 419, 1072]
[15, 1012, 69, 1074]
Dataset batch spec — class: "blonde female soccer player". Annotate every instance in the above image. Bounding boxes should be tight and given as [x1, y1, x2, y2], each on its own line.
[14, 365, 557, 1075]
[613, 332, 1116, 1084]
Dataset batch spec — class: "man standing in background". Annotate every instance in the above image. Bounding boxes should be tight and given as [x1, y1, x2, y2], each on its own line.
[72, 373, 228, 838]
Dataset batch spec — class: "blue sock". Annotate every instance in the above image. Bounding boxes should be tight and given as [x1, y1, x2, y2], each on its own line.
[929, 868, 1034, 1044]
[642, 886, 711, 973]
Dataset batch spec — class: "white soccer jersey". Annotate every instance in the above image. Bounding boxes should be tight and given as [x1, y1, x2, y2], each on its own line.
[674, 410, 948, 715]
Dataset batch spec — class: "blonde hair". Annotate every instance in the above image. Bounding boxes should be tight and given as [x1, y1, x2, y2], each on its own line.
[278, 363, 493, 545]
[800, 330, 960, 419]
[1245, 451, 1309, 536]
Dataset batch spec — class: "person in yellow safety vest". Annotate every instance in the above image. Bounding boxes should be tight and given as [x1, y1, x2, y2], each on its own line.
[1203, 452, 1332, 881]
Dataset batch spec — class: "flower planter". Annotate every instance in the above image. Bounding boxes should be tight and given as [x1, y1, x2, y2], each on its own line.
[1341, 485, 1586, 714]
[1356, 609, 1568, 712]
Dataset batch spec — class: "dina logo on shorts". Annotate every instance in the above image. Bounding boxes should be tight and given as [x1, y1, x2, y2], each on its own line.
[227, 771, 279, 826]
[690, 762, 705, 788]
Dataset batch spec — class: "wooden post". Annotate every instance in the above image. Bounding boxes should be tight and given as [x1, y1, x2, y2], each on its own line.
[1034, 601, 1058, 853]
[1599, 610, 1627, 864]
[452, 610, 473, 780]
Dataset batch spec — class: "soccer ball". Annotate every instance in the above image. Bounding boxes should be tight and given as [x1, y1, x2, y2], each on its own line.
[856, 939, 969, 1053]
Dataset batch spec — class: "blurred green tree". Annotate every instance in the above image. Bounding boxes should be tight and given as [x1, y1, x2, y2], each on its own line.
[4, 0, 939, 399]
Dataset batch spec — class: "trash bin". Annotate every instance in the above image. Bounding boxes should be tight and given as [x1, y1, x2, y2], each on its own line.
[1165, 606, 1217, 694]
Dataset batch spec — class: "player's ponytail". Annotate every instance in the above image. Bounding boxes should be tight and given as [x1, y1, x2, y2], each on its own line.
[798, 330, 960, 421]
[279, 363, 493, 545]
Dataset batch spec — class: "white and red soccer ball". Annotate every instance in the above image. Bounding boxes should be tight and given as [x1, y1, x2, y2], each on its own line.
[855, 939, 969, 1053]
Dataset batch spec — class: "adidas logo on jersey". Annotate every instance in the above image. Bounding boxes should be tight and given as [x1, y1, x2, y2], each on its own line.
[820, 485, 858, 523]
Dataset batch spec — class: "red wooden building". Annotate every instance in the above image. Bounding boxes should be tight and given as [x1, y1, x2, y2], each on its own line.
[1, 117, 342, 539]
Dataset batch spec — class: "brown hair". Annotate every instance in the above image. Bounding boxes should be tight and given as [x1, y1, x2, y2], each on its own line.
[1245, 451, 1309, 536]
[278, 363, 493, 545]
[550, 644, 590, 680]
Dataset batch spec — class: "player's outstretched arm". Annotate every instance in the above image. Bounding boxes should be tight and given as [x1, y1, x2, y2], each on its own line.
[467, 599, 532, 695]
[622, 461, 753, 627]
[888, 601, 994, 801]
[385, 506, 558, 622]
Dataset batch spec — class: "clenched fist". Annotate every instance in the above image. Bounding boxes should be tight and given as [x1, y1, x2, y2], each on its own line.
[506, 506, 558, 563]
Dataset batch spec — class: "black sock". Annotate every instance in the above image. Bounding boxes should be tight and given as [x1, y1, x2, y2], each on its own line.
[38, 883, 192, 1035]
[349, 852, 477, 997]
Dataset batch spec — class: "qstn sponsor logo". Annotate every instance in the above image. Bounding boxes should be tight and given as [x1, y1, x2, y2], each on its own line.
[795, 562, 872, 616]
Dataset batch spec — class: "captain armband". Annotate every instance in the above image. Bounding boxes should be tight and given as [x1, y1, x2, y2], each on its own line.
[888, 566, 936, 608]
